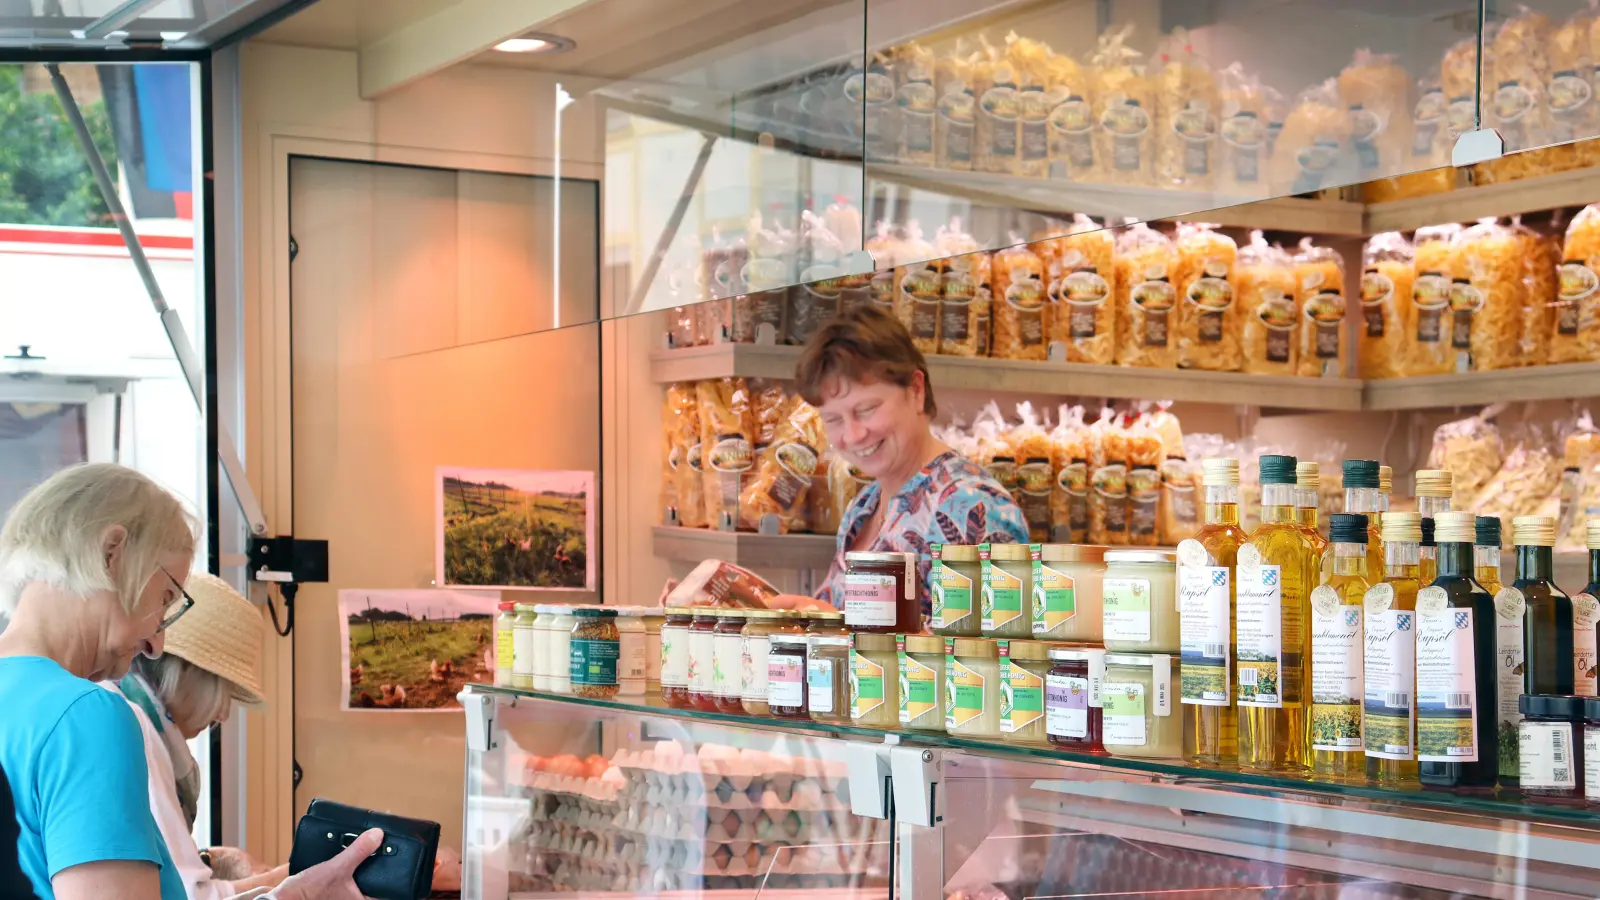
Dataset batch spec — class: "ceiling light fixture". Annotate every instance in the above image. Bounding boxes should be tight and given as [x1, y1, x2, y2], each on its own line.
[492, 33, 574, 54]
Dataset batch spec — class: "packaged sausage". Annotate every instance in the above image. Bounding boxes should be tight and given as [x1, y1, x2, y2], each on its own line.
[1049, 405, 1090, 543]
[1174, 222, 1241, 371]
[1114, 222, 1180, 368]
[1454, 218, 1526, 372]
[739, 399, 827, 533]
[1125, 417, 1165, 547]
[894, 222, 942, 354]
[897, 43, 937, 168]
[1217, 62, 1268, 195]
[973, 39, 1022, 175]
[1049, 214, 1116, 364]
[992, 240, 1050, 360]
[1407, 223, 1461, 375]
[1271, 79, 1346, 196]
[1556, 204, 1600, 362]
[787, 211, 845, 346]
[696, 378, 755, 528]
[1293, 238, 1347, 378]
[1013, 403, 1055, 542]
[1152, 31, 1219, 190]
[1088, 411, 1129, 546]
[1237, 232, 1299, 375]
[1045, 49, 1095, 180]
[1336, 49, 1413, 181]
[1008, 35, 1062, 179]
[935, 48, 977, 172]
[1091, 26, 1155, 186]
[1512, 216, 1558, 364]
[1358, 231, 1415, 379]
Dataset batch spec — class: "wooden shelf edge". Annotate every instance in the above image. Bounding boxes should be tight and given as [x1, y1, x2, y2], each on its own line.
[1362, 362, 1600, 411]
[1364, 167, 1600, 233]
[652, 525, 836, 569]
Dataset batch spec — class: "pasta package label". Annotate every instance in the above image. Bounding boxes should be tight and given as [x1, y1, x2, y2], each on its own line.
[1291, 141, 1340, 193]
[980, 80, 1021, 161]
[1131, 274, 1176, 347]
[1558, 260, 1598, 335]
[1127, 465, 1161, 538]
[1361, 268, 1394, 337]
[1446, 95, 1475, 135]
[1173, 101, 1218, 176]
[709, 435, 754, 473]
[1005, 277, 1048, 346]
[1048, 95, 1095, 169]
[1186, 260, 1234, 343]
[1449, 280, 1484, 351]
[1414, 273, 1451, 343]
[1304, 290, 1346, 359]
[902, 268, 942, 343]
[1017, 457, 1053, 536]
[938, 89, 976, 165]
[1549, 71, 1593, 142]
[1348, 105, 1385, 171]
[1103, 98, 1152, 172]
[1220, 112, 1264, 184]
[900, 76, 936, 156]
[1061, 265, 1111, 338]
[1018, 85, 1053, 164]
[1257, 289, 1296, 362]
[1493, 80, 1536, 148]
[768, 441, 819, 507]
[1413, 89, 1445, 156]
[1059, 460, 1090, 534]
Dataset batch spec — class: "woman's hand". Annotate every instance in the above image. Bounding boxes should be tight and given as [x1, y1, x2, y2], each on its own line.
[267, 828, 382, 900]
[231, 863, 290, 894]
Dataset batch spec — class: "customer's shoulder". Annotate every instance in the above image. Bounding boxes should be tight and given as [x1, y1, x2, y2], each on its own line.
[927, 453, 1011, 497]
[0, 658, 137, 737]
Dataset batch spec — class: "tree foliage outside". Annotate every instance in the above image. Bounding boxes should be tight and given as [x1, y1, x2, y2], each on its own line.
[0, 64, 119, 228]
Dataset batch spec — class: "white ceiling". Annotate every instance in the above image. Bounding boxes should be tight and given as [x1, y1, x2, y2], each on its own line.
[253, 0, 444, 50]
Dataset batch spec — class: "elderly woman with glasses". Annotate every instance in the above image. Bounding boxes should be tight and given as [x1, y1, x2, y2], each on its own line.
[0, 464, 380, 900]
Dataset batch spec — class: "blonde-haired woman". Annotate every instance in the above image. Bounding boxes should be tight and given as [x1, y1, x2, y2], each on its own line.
[0, 463, 380, 900]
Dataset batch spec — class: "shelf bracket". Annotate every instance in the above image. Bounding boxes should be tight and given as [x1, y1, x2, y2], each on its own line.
[458, 687, 498, 753]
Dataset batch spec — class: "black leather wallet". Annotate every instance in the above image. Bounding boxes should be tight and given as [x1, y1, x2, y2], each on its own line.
[288, 798, 440, 900]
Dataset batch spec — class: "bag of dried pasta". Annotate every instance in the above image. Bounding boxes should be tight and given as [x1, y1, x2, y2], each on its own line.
[935, 48, 977, 171]
[697, 378, 754, 528]
[1088, 410, 1129, 545]
[1091, 26, 1155, 186]
[940, 249, 993, 358]
[742, 213, 793, 343]
[1174, 223, 1241, 371]
[1050, 405, 1090, 543]
[1358, 231, 1415, 379]
[1427, 405, 1506, 506]
[864, 220, 904, 317]
[1160, 451, 1199, 545]
[749, 379, 791, 451]
[992, 239, 1050, 360]
[1474, 426, 1564, 529]
[1550, 9, 1596, 148]
[1125, 416, 1165, 547]
[1045, 51, 1095, 180]
[1556, 204, 1600, 362]
[894, 221, 942, 355]
[1217, 62, 1268, 195]
[1511, 216, 1558, 363]
[1271, 79, 1346, 197]
[973, 39, 1022, 175]
[739, 399, 827, 533]
[897, 43, 937, 167]
[1560, 411, 1600, 544]
[1453, 218, 1526, 372]
[1440, 37, 1478, 145]
[1360, 72, 1454, 203]
[1489, 10, 1558, 163]
[1293, 238, 1347, 378]
[1012, 403, 1056, 542]
[662, 383, 695, 525]
[975, 402, 1018, 498]
[786, 212, 846, 346]
[1152, 30, 1219, 189]
[1114, 222, 1179, 368]
[1337, 49, 1413, 181]
[1008, 34, 1060, 179]
[812, 452, 867, 535]
[1049, 214, 1116, 363]
[1406, 223, 1460, 374]
[1237, 231, 1298, 374]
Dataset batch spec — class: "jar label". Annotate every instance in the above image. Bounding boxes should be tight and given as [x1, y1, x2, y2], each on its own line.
[1031, 562, 1076, 635]
[661, 624, 689, 689]
[1310, 589, 1363, 752]
[982, 561, 1026, 631]
[807, 657, 836, 714]
[1363, 607, 1416, 760]
[1520, 721, 1576, 790]
[741, 635, 771, 702]
[570, 638, 619, 687]
[687, 630, 714, 693]
[1586, 727, 1600, 799]
[1236, 563, 1284, 708]
[946, 657, 987, 728]
[1000, 657, 1044, 733]
[621, 631, 647, 683]
[511, 623, 536, 678]
[1574, 593, 1599, 695]
[768, 653, 805, 707]
[1103, 681, 1147, 746]
[1417, 606, 1478, 763]
[1495, 587, 1527, 778]
[712, 632, 743, 698]
[1103, 577, 1152, 643]
[499, 624, 518, 677]
[646, 632, 661, 682]
[899, 651, 940, 726]
[1046, 673, 1089, 738]
[933, 552, 973, 631]
[851, 649, 887, 720]
[845, 572, 899, 627]
[1179, 565, 1231, 706]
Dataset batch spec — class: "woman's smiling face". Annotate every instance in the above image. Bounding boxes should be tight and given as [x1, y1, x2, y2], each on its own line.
[815, 372, 927, 480]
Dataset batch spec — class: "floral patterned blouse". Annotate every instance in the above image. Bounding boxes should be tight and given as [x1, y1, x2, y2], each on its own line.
[815, 451, 1031, 614]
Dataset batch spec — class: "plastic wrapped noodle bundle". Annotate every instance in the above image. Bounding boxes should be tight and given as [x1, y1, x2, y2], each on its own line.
[786, 212, 846, 346]
[1088, 411, 1129, 545]
[1050, 405, 1090, 543]
[1427, 406, 1506, 506]
[1550, 9, 1597, 149]
[1012, 403, 1056, 542]
[935, 49, 977, 171]
[1236, 232, 1299, 375]
[1293, 237, 1348, 378]
[1008, 34, 1066, 179]
[1559, 412, 1600, 546]
[661, 383, 699, 526]
[1555, 204, 1600, 363]
[972, 40, 1022, 175]
[897, 43, 938, 167]
[1453, 218, 1526, 372]
[1049, 214, 1116, 364]
[1174, 222, 1240, 371]
[1407, 223, 1461, 375]
[939, 250, 994, 357]
[1474, 427, 1564, 530]
[807, 450, 850, 535]
[1271, 79, 1347, 196]
[1262, 82, 1289, 159]
[891, 222, 939, 355]
[697, 378, 755, 528]
[1361, 73, 1454, 203]
[739, 400, 827, 533]
[1091, 26, 1155, 186]
[1152, 30, 1219, 190]
[1358, 231, 1416, 379]
[1476, 10, 1565, 183]
[1114, 222, 1180, 368]
[1216, 61, 1268, 195]
[1337, 49, 1413, 181]
[1045, 50, 1096, 180]
[992, 240, 1050, 360]
[1125, 416, 1166, 547]
[1511, 216, 1558, 364]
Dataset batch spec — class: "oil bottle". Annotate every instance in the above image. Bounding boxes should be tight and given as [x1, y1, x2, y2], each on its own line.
[1365, 512, 1422, 788]
[1238, 454, 1316, 774]
[1417, 511, 1499, 792]
[1310, 513, 1371, 782]
[1416, 469, 1452, 584]
[1476, 516, 1520, 784]
[1296, 461, 1329, 578]
[1180, 458, 1245, 766]
[1581, 517, 1600, 687]
[1342, 460, 1385, 580]
[1513, 516, 1577, 697]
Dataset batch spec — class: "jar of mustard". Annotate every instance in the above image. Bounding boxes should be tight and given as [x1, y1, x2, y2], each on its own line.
[982, 543, 1036, 638]
[933, 544, 982, 637]
[1102, 550, 1179, 653]
[898, 634, 947, 731]
[851, 633, 899, 727]
[1032, 544, 1106, 642]
[946, 638, 1002, 737]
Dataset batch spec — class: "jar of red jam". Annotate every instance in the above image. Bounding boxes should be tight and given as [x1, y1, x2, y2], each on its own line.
[712, 609, 748, 713]
[843, 551, 920, 633]
[1046, 647, 1107, 754]
[660, 608, 694, 709]
[687, 609, 720, 711]
[767, 632, 809, 718]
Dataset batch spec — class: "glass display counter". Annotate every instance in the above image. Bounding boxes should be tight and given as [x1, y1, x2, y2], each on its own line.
[460, 683, 1600, 899]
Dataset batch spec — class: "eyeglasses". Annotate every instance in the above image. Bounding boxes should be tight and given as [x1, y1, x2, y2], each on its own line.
[157, 570, 196, 633]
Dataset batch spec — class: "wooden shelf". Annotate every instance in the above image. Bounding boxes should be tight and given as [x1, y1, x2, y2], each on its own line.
[652, 525, 836, 569]
[1364, 166, 1600, 234]
[1362, 362, 1600, 411]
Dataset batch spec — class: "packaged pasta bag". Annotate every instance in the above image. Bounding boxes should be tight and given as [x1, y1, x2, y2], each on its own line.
[1407, 223, 1461, 374]
[1427, 405, 1506, 505]
[864, 220, 904, 317]
[1563, 459, 1600, 551]
[1146, 401, 1185, 458]
[1008, 34, 1060, 178]
[1511, 215, 1558, 363]
[739, 398, 826, 533]
[973, 38, 1022, 175]
[935, 48, 977, 171]
[1088, 409, 1129, 545]
[1237, 232, 1299, 374]
[697, 377, 755, 528]
[786, 211, 845, 346]
[1114, 222, 1179, 368]
[1091, 26, 1155, 186]
[1045, 50, 1096, 180]
[1125, 416, 1166, 547]
[940, 248, 993, 357]
[824, 195, 863, 254]
[975, 401, 1018, 497]
[1050, 405, 1090, 543]
[1358, 231, 1415, 379]
[807, 449, 845, 535]
[992, 239, 1050, 360]
[1293, 237, 1348, 378]
[1555, 204, 1600, 362]
[1560, 411, 1600, 544]
[1217, 62, 1268, 195]
[1012, 403, 1056, 542]
[1152, 30, 1219, 189]
[661, 383, 692, 524]
[1174, 222, 1241, 371]
[749, 379, 791, 449]
[1262, 82, 1289, 159]
[1270, 78, 1346, 197]
[894, 221, 942, 354]
[741, 213, 792, 343]
[897, 42, 938, 167]
[1441, 37, 1479, 144]
[1473, 425, 1564, 529]
[1159, 451, 1199, 545]
[1489, 10, 1557, 162]
[668, 384, 709, 529]
[1454, 218, 1526, 372]
[1550, 9, 1596, 147]
[1336, 49, 1413, 180]
[1049, 214, 1116, 364]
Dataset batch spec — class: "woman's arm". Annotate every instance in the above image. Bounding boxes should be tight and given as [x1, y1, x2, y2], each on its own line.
[53, 860, 161, 900]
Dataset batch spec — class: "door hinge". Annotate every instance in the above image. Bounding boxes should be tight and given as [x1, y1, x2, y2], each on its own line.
[289, 234, 299, 263]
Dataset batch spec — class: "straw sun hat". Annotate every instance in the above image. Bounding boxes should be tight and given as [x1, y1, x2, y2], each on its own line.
[162, 572, 267, 707]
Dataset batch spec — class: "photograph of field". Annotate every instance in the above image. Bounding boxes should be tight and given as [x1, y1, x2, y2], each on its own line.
[339, 588, 502, 712]
[436, 467, 594, 590]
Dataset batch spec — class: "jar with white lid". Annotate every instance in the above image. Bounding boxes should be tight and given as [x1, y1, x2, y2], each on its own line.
[1102, 653, 1180, 758]
[1102, 549, 1179, 653]
[544, 606, 582, 695]
[530, 605, 562, 691]
[613, 608, 650, 696]
[642, 611, 666, 691]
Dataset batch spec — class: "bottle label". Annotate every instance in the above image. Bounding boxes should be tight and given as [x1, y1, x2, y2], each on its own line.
[740, 635, 770, 702]
[1103, 577, 1153, 642]
[898, 651, 939, 726]
[1417, 599, 1478, 763]
[850, 649, 886, 719]
[1310, 586, 1363, 751]
[1236, 559, 1285, 708]
[687, 629, 714, 693]
[570, 638, 619, 687]
[1575, 592, 1599, 695]
[1001, 657, 1045, 733]
[768, 652, 805, 707]
[1103, 681, 1147, 745]
[1046, 673, 1090, 738]
[933, 550, 973, 630]
[807, 657, 836, 713]
[1585, 726, 1600, 799]
[510, 623, 535, 677]
[1032, 562, 1077, 635]
[844, 573, 898, 627]
[1363, 594, 1416, 760]
[983, 555, 1027, 631]
[946, 657, 987, 728]
[1495, 587, 1527, 778]
[661, 624, 689, 689]
[1178, 560, 1231, 706]
[712, 632, 743, 698]
[1519, 721, 1576, 790]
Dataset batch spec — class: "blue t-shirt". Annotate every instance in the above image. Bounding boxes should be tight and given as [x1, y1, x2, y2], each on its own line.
[0, 656, 185, 900]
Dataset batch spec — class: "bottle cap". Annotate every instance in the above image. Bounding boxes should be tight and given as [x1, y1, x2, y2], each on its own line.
[1295, 460, 1320, 489]
[1511, 515, 1557, 547]
[1589, 518, 1600, 551]
[1415, 469, 1453, 498]
[1519, 694, 1584, 720]
[1434, 510, 1476, 544]
[1475, 516, 1502, 548]
[1380, 511, 1422, 544]
[1259, 454, 1298, 485]
[1330, 513, 1369, 544]
[1378, 465, 1393, 494]
[1342, 459, 1380, 489]
[1202, 457, 1240, 487]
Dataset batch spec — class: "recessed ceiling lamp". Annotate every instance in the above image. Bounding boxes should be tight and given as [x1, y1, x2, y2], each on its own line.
[492, 33, 574, 54]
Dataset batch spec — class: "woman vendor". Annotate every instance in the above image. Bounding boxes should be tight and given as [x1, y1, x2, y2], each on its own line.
[798, 305, 1029, 611]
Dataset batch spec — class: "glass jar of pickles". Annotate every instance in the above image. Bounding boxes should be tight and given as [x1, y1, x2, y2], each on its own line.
[1000, 640, 1055, 744]
[851, 633, 899, 726]
[933, 544, 982, 637]
[898, 634, 947, 731]
[946, 638, 1003, 737]
[982, 543, 1036, 638]
[1033, 544, 1106, 642]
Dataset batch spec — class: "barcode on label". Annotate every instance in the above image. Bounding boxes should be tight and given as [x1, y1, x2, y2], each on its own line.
[1240, 669, 1258, 685]
[1385, 692, 1409, 709]
[1554, 731, 1567, 763]
[1204, 643, 1226, 659]
[1446, 692, 1472, 709]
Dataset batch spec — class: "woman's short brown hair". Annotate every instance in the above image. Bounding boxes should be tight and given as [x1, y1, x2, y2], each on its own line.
[794, 305, 937, 417]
